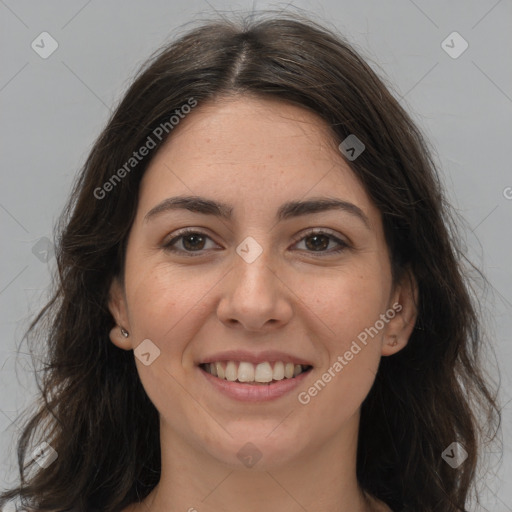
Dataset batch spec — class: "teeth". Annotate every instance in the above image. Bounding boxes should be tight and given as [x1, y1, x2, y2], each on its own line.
[254, 362, 273, 382]
[225, 361, 238, 381]
[273, 361, 284, 380]
[215, 362, 225, 379]
[237, 362, 254, 382]
[202, 360, 309, 383]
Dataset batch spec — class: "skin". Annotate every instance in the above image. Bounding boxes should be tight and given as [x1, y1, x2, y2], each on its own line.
[108, 94, 417, 512]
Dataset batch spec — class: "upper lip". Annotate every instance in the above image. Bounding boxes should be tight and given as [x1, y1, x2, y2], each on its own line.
[197, 350, 314, 367]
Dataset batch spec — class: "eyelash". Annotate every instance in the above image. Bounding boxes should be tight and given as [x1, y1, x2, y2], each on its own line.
[162, 228, 349, 257]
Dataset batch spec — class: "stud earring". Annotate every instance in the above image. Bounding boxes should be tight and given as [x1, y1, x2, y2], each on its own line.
[120, 327, 129, 338]
[390, 336, 398, 347]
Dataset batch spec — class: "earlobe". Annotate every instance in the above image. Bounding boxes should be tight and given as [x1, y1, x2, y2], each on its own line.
[381, 334, 401, 356]
[381, 267, 419, 357]
[109, 325, 132, 350]
[107, 277, 132, 350]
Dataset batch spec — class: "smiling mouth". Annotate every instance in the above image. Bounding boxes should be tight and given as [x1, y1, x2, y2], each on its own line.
[199, 361, 313, 385]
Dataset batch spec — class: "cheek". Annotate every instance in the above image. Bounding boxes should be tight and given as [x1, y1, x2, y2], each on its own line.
[296, 262, 388, 407]
[295, 273, 386, 432]
[127, 260, 205, 328]
[122, 264, 211, 413]
[124, 261, 213, 351]
[306, 263, 390, 346]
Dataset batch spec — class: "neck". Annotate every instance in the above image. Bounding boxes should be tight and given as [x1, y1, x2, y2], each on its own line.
[130, 412, 387, 512]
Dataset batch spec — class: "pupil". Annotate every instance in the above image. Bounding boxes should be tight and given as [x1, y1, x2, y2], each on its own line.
[306, 234, 328, 251]
[184, 234, 204, 250]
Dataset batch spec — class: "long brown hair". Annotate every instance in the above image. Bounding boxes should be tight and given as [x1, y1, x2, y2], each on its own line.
[0, 11, 501, 512]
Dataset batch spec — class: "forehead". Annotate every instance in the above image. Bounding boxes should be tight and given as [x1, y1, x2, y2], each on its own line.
[138, 95, 378, 226]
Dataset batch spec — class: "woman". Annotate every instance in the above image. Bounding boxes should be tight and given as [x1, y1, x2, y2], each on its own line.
[0, 11, 501, 512]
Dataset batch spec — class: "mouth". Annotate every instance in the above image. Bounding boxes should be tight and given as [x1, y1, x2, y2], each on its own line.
[198, 360, 313, 385]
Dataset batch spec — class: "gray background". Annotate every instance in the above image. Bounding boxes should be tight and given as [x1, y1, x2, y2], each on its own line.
[1, 0, 511, 510]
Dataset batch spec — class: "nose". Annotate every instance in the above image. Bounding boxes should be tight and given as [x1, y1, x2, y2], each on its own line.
[216, 246, 294, 332]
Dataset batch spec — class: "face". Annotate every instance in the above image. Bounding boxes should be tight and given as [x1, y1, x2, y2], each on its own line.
[108, 94, 417, 470]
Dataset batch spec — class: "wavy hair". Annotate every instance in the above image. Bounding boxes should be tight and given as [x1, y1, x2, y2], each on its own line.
[0, 11, 501, 512]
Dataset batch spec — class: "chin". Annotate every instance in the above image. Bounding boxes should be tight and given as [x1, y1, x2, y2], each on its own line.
[201, 428, 307, 471]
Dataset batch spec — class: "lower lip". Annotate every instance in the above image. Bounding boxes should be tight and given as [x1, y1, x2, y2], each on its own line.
[199, 366, 312, 402]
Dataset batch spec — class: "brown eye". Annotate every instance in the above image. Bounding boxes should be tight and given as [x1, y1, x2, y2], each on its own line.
[162, 228, 348, 257]
[304, 233, 330, 251]
[293, 230, 349, 255]
[181, 233, 206, 251]
[163, 229, 218, 255]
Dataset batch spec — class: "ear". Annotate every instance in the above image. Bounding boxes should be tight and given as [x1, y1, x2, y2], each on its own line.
[107, 276, 133, 351]
[381, 266, 419, 356]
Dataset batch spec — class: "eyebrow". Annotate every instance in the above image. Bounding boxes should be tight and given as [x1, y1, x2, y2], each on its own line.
[144, 195, 371, 229]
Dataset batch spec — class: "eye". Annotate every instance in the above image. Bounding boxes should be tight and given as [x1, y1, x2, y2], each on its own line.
[162, 228, 219, 256]
[292, 229, 349, 255]
[162, 228, 349, 256]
